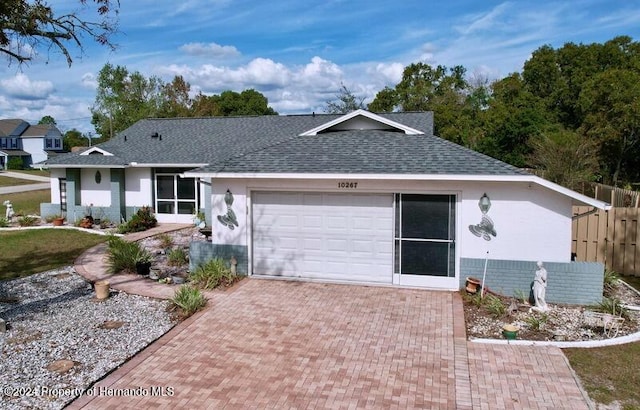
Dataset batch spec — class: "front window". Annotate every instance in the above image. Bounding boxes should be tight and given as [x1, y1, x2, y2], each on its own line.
[155, 173, 198, 215]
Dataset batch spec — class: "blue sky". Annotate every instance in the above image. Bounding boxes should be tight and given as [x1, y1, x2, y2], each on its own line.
[1, 0, 639, 136]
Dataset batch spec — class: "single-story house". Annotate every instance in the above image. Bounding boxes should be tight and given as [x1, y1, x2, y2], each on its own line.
[38, 110, 609, 304]
[0, 119, 64, 169]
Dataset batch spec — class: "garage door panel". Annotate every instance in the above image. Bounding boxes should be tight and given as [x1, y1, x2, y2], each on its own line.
[303, 238, 323, 251]
[303, 215, 322, 228]
[252, 192, 393, 283]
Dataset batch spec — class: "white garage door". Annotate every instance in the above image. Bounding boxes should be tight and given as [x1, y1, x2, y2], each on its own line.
[252, 192, 393, 283]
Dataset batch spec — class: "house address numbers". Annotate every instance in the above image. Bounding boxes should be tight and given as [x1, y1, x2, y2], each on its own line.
[337, 181, 358, 189]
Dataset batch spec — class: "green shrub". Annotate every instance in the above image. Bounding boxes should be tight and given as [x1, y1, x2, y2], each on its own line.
[603, 269, 620, 295]
[513, 289, 528, 304]
[167, 247, 188, 266]
[171, 285, 207, 316]
[190, 258, 236, 290]
[524, 312, 548, 331]
[124, 206, 157, 233]
[460, 290, 485, 307]
[594, 297, 629, 319]
[0, 217, 8, 227]
[157, 233, 173, 249]
[7, 157, 24, 170]
[485, 294, 506, 317]
[106, 235, 151, 274]
[18, 215, 38, 226]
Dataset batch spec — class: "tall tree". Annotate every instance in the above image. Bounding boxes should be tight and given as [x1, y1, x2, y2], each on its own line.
[191, 92, 221, 117]
[62, 128, 85, 151]
[477, 74, 549, 167]
[368, 63, 470, 142]
[367, 87, 396, 113]
[216, 89, 277, 116]
[523, 36, 640, 130]
[528, 128, 599, 190]
[38, 115, 56, 125]
[324, 83, 365, 114]
[0, 0, 119, 66]
[578, 68, 640, 185]
[158, 75, 192, 118]
[90, 63, 163, 138]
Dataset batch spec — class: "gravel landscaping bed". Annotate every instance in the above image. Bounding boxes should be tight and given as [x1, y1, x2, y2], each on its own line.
[0, 267, 176, 409]
[463, 280, 640, 341]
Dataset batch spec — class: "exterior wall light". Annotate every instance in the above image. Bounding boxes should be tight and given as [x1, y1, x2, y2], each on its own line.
[479, 193, 491, 214]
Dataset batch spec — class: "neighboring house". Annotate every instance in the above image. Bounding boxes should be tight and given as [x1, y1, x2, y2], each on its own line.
[38, 110, 610, 304]
[0, 119, 64, 170]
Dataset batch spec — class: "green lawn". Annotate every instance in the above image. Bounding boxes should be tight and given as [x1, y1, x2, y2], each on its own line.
[565, 343, 640, 409]
[0, 229, 107, 280]
[563, 276, 640, 410]
[0, 176, 36, 187]
[0, 189, 50, 215]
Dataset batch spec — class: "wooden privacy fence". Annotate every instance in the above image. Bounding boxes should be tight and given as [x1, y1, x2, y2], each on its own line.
[592, 183, 640, 208]
[572, 206, 640, 276]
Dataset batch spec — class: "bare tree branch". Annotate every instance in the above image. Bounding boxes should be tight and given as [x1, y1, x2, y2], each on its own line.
[0, 0, 119, 66]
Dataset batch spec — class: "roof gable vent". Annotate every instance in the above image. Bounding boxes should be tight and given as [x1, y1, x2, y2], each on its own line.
[299, 109, 423, 136]
[80, 147, 114, 156]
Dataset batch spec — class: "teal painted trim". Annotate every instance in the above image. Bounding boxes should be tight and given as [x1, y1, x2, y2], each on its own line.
[189, 242, 248, 275]
[202, 183, 212, 227]
[110, 169, 126, 222]
[40, 203, 61, 218]
[65, 168, 81, 207]
[460, 258, 604, 305]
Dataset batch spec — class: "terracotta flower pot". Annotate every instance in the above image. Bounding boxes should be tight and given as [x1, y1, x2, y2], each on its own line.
[52, 217, 64, 226]
[465, 277, 482, 294]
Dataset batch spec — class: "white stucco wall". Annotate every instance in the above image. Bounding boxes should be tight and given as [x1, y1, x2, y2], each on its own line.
[21, 138, 47, 164]
[125, 168, 153, 207]
[80, 168, 111, 206]
[211, 180, 248, 246]
[209, 178, 574, 263]
[458, 182, 572, 263]
[49, 169, 65, 204]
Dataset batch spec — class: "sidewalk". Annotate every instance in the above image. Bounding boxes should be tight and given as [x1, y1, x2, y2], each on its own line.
[0, 170, 51, 182]
[0, 171, 50, 194]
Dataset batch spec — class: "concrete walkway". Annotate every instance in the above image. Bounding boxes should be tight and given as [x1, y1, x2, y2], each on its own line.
[0, 170, 50, 182]
[69, 228, 591, 410]
[0, 171, 50, 194]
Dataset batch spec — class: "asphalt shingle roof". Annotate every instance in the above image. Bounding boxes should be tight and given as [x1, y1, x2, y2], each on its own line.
[41, 112, 528, 176]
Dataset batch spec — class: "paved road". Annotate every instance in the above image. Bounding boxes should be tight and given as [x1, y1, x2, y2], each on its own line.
[0, 171, 50, 195]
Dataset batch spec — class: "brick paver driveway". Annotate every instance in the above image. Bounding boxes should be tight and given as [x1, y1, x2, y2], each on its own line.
[71, 279, 589, 409]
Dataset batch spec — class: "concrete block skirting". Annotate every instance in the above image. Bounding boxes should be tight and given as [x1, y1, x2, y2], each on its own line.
[459, 257, 604, 305]
[189, 242, 248, 275]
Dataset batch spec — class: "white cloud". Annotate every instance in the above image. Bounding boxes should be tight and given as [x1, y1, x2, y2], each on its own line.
[81, 73, 98, 89]
[179, 42, 241, 59]
[0, 74, 54, 100]
[455, 2, 512, 36]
